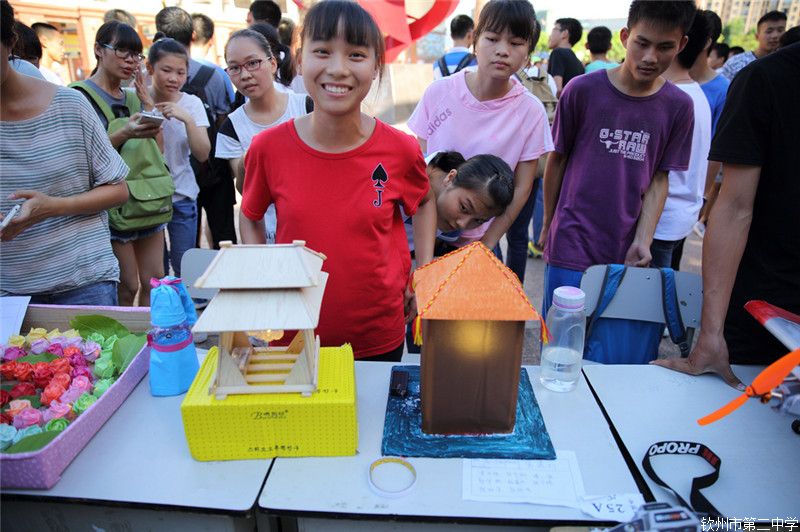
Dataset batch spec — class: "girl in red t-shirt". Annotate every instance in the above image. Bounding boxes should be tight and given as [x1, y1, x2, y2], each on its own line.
[240, 0, 436, 361]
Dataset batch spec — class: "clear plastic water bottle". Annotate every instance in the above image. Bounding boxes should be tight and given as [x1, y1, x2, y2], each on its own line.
[540, 286, 586, 392]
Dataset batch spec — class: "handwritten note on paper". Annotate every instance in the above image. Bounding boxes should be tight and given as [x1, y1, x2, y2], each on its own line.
[462, 450, 585, 507]
[581, 493, 645, 521]
[0, 296, 30, 344]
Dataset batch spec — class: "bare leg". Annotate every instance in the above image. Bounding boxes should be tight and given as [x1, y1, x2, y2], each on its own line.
[132, 229, 165, 306]
[113, 240, 140, 307]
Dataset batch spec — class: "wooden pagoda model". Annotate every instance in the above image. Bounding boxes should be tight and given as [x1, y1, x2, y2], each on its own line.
[413, 242, 540, 434]
[192, 241, 328, 399]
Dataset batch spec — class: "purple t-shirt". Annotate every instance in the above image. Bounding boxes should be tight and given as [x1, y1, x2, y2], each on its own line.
[545, 70, 694, 271]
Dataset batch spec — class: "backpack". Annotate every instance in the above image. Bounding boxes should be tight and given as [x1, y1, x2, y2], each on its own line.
[70, 81, 174, 232]
[516, 66, 557, 125]
[584, 265, 690, 364]
[437, 52, 475, 77]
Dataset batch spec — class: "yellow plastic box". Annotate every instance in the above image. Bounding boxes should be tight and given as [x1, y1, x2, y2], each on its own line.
[181, 344, 357, 461]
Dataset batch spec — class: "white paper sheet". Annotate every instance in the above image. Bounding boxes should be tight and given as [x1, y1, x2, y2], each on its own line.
[0, 296, 30, 344]
[580, 493, 645, 521]
[462, 450, 585, 507]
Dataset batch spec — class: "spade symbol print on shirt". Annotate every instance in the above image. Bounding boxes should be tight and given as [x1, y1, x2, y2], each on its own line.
[371, 163, 388, 207]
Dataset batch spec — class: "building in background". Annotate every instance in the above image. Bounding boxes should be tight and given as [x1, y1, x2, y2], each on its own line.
[699, 0, 799, 32]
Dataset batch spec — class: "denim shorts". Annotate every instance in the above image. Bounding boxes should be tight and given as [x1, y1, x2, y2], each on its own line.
[28, 280, 119, 306]
[110, 223, 166, 244]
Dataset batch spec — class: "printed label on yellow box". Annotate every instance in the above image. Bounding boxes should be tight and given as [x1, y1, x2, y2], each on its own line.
[181, 345, 357, 461]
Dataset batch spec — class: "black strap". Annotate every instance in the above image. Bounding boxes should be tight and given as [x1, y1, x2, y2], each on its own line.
[186, 65, 215, 94]
[305, 95, 314, 113]
[641, 441, 723, 518]
[437, 56, 450, 77]
[453, 53, 475, 74]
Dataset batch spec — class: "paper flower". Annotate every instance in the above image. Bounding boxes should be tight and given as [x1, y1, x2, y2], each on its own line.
[40, 383, 66, 407]
[32, 362, 54, 388]
[71, 365, 94, 381]
[43, 400, 74, 423]
[50, 372, 71, 390]
[63, 329, 81, 338]
[50, 357, 72, 377]
[92, 378, 115, 398]
[0, 361, 17, 379]
[81, 340, 101, 362]
[25, 328, 48, 343]
[63, 346, 82, 359]
[0, 389, 11, 407]
[46, 343, 64, 357]
[9, 382, 36, 399]
[45, 418, 69, 432]
[12, 407, 43, 429]
[73, 393, 97, 415]
[2, 346, 26, 361]
[0, 424, 18, 450]
[7, 335, 25, 347]
[29, 338, 50, 354]
[12, 362, 33, 383]
[59, 386, 83, 405]
[67, 353, 87, 369]
[93, 357, 116, 379]
[62, 335, 83, 348]
[6, 399, 32, 417]
[102, 335, 119, 350]
[12, 424, 42, 445]
[45, 328, 62, 340]
[0, 412, 12, 425]
[71, 375, 92, 394]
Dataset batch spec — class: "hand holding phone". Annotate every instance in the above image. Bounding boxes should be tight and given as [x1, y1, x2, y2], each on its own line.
[138, 111, 165, 126]
[0, 204, 21, 231]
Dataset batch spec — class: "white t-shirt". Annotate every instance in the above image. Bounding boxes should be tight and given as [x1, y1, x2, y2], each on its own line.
[290, 75, 307, 94]
[162, 92, 210, 201]
[216, 91, 309, 159]
[654, 81, 712, 241]
[39, 66, 65, 85]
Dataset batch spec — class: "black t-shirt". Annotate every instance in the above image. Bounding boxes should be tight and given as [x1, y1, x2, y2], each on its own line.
[708, 42, 800, 365]
[547, 47, 585, 88]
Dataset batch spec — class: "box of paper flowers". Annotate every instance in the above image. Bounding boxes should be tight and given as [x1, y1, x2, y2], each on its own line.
[0, 305, 150, 489]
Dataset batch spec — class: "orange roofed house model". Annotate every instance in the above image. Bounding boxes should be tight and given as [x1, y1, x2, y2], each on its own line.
[413, 242, 541, 435]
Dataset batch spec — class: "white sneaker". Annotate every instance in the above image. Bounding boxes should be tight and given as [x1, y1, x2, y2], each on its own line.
[693, 221, 706, 239]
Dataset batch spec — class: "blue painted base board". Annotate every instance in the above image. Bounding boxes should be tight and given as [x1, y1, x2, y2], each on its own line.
[381, 366, 556, 460]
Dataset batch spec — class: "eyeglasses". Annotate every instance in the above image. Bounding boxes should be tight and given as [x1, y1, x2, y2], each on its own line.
[225, 59, 265, 77]
[99, 43, 145, 62]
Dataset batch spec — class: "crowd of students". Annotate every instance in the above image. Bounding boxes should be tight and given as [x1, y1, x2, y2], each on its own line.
[1, 0, 798, 383]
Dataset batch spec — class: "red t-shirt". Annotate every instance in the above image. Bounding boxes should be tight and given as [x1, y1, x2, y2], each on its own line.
[242, 119, 429, 358]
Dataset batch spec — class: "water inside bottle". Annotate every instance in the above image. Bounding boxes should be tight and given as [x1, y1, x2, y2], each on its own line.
[540, 346, 582, 392]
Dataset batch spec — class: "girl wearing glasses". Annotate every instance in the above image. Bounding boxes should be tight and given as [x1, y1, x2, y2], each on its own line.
[74, 21, 166, 306]
[146, 36, 210, 278]
[239, 1, 436, 362]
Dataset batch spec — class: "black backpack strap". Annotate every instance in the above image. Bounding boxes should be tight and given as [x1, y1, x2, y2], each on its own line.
[453, 53, 475, 74]
[186, 65, 215, 94]
[437, 56, 450, 77]
[305, 95, 314, 113]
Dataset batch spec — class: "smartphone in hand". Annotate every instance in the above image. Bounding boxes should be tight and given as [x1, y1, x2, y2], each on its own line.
[138, 111, 165, 126]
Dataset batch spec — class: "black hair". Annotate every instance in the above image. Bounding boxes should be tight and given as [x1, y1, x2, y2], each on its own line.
[155, 6, 193, 47]
[226, 28, 274, 61]
[712, 42, 729, 59]
[31, 22, 59, 37]
[555, 18, 583, 46]
[250, 23, 294, 86]
[729, 45, 744, 55]
[586, 26, 612, 54]
[475, 0, 539, 54]
[191, 13, 214, 45]
[757, 10, 787, 28]
[250, 0, 282, 28]
[103, 9, 137, 28]
[12, 21, 42, 64]
[701, 10, 722, 47]
[780, 25, 800, 47]
[450, 14, 475, 40]
[1, 0, 16, 48]
[627, 1, 697, 35]
[301, 0, 385, 75]
[428, 151, 467, 174]
[148, 36, 189, 67]
[676, 9, 709, 69]
[452, 154, 514, 212]
[94, 20, 143, 60]
[278, 17, 295, 47]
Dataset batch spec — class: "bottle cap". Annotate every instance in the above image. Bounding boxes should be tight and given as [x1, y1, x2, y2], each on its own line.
[553, 286, 585, 310]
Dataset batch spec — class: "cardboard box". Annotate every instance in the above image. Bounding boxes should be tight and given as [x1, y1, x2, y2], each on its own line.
[181, 344, 357, 460]
[0, 305, 150, 489]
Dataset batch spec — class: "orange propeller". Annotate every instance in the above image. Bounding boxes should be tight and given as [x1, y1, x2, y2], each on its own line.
[698, 348, 800, 426]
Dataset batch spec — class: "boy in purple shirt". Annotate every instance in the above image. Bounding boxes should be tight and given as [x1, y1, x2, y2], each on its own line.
[540, 0, 697, 315]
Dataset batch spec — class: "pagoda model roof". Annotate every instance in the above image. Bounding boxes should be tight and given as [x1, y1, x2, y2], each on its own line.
[195, 242, 326, 289]
[412, 242, 539, 321]
[192, 273, 328, 333]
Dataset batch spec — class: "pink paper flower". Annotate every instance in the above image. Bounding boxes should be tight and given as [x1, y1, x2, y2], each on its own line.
[6, 399, 33, 418]
[42, 400, 73, 423]
[71, 375, 92, 394]
[68, 353, 87, 369]
[40, 383, 66, 407]
[29, 338, 50, 354]
[71, 365, 93, 381]
[59, 386, 83, 404]
[63, 336, 83, 348]
[81, 341, 101, 362]
[12, 407, 43, 429]
[46, 343, 64, 357]
[2, 346, 26, 361]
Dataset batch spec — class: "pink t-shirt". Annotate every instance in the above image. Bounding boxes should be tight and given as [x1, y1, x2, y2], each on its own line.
[407, 70, 554, 242]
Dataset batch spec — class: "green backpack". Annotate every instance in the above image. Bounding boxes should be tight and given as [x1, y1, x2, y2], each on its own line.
[71, 81, 174, 232]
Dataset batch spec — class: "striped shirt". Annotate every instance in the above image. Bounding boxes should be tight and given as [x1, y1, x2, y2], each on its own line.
[0, 87, 129, 296]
